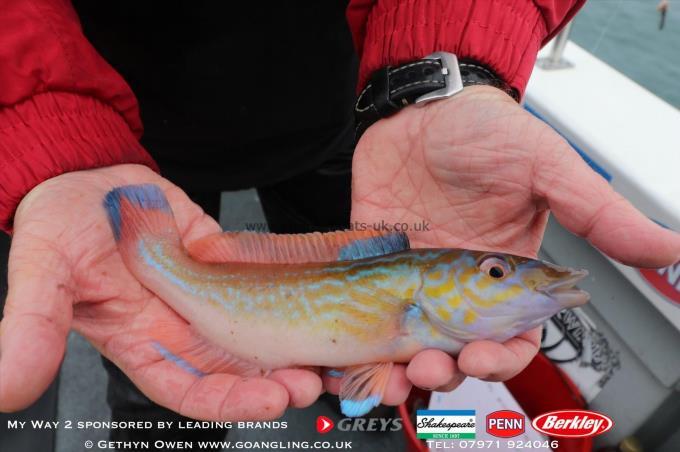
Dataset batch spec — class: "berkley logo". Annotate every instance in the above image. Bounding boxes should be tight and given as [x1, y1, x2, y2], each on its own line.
[532, 410, 614, 438]
[316, 416, 334, 434]
[486, 410, 525, 438]
[639, 262, 680, 306]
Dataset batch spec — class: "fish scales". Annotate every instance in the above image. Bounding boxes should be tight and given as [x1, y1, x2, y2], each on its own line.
[142, 239, 439, 337]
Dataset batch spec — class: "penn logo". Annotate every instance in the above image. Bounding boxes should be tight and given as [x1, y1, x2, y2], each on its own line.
[639, 262, 680, 306]
[531, 409, 613, 438]
[316, 416, 334, 434]
[486, 410, 525, 438]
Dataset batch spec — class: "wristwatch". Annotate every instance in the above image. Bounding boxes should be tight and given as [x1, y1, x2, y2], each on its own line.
[354, 52, 519, 139]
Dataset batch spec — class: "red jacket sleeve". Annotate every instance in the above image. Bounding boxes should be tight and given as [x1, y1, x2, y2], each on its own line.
[0, 0, 157, 233]
[347, 0, 585, 95]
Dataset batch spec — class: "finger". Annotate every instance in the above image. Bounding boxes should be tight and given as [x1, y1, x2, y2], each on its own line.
[0, 241, 72, 411]
[160, 184, 222, 244]
[406, 350, 465, 391]
[179, 374, 290, 421]
[435, 375, 467, 393]
[381, 364, 412, 406]
[322, 364, 411, 406]
[322, 368, 342, 395]
[94, 310, 292, 421]
[457, 327, 541, 381]
[268, 369, 323, 408]
[536, 141, 680, 267]
[125, 357, 290, 421]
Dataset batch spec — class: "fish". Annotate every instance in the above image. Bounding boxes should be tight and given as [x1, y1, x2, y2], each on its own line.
[103, 184, 590, 417]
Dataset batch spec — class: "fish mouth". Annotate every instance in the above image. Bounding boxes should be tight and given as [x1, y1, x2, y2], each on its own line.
[539, 269, 590, 308]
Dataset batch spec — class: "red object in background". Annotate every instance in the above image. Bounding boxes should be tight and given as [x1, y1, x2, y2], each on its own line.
[399, 353, 591, 452]
[505, 353, 591, 451]
[399, 387, 430, 452]
[639, 265, 680, 306]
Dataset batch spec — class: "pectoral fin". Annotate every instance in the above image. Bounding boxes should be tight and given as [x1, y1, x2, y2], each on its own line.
[339, 362, 393, 417]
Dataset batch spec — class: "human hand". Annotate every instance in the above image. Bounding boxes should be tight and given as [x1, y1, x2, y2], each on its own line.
[0, 164, 322, 418]
[345, 85, 680, 402]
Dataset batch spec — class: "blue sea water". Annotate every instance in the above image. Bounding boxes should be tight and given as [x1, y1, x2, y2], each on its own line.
[570, 0, 680, 108]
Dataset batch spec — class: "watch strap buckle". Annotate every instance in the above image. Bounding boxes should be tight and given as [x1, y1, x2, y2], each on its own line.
[414, 52, 464, 105]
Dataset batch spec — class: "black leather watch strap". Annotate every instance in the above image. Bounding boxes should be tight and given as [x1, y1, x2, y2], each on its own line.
[458, 59, 519, 100]
[355, 56, 519, 139]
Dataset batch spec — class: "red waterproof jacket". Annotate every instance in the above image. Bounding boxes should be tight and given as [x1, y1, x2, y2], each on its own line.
[0, 0, 584, 233]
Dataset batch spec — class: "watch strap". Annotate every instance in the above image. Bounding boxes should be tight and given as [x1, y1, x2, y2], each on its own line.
[458, 60, 520, 102]
[355, 60, 447, 139]
[354, 57, 519, 139]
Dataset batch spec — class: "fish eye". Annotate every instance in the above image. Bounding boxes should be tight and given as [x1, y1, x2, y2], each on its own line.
[479, 255, 510, 279]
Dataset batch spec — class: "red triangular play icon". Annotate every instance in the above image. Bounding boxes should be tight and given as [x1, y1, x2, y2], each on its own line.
[316, 415, 334, 434]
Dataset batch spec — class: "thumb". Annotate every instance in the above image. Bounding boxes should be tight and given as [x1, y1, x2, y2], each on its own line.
[0, 235, 73, 411]
[536, 142, 680, 268]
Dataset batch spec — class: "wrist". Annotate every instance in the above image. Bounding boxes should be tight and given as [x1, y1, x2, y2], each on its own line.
[453, 85, 521, 105]
[0, 93, 158, 233]
[355, 53, 518, 138]
[354, 0, 546, 96]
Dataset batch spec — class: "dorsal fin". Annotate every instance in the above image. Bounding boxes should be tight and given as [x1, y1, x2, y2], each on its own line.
[186, 229, 406, 264]
[337, 232, 410, 260]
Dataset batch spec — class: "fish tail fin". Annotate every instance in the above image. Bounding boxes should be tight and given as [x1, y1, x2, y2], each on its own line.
[103, 184, 181, 252]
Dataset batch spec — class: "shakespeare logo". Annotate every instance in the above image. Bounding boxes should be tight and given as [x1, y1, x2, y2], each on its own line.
[416, 410, 476, 440]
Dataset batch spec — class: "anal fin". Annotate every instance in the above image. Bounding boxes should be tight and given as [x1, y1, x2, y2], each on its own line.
[148, 320, 265, 377]
[339, 362, 393, 417]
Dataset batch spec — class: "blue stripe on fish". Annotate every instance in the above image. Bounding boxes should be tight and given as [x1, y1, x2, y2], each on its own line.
[152, 341, 205, 377]
[140, 242, 201, 296]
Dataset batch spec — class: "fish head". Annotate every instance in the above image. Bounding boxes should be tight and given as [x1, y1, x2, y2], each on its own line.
[416, 250, 590, 343]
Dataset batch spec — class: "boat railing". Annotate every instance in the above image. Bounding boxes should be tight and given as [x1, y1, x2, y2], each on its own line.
[537, 20, 574, 70]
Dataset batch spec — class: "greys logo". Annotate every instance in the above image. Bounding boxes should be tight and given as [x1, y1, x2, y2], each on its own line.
[337, 418, 403, 432]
